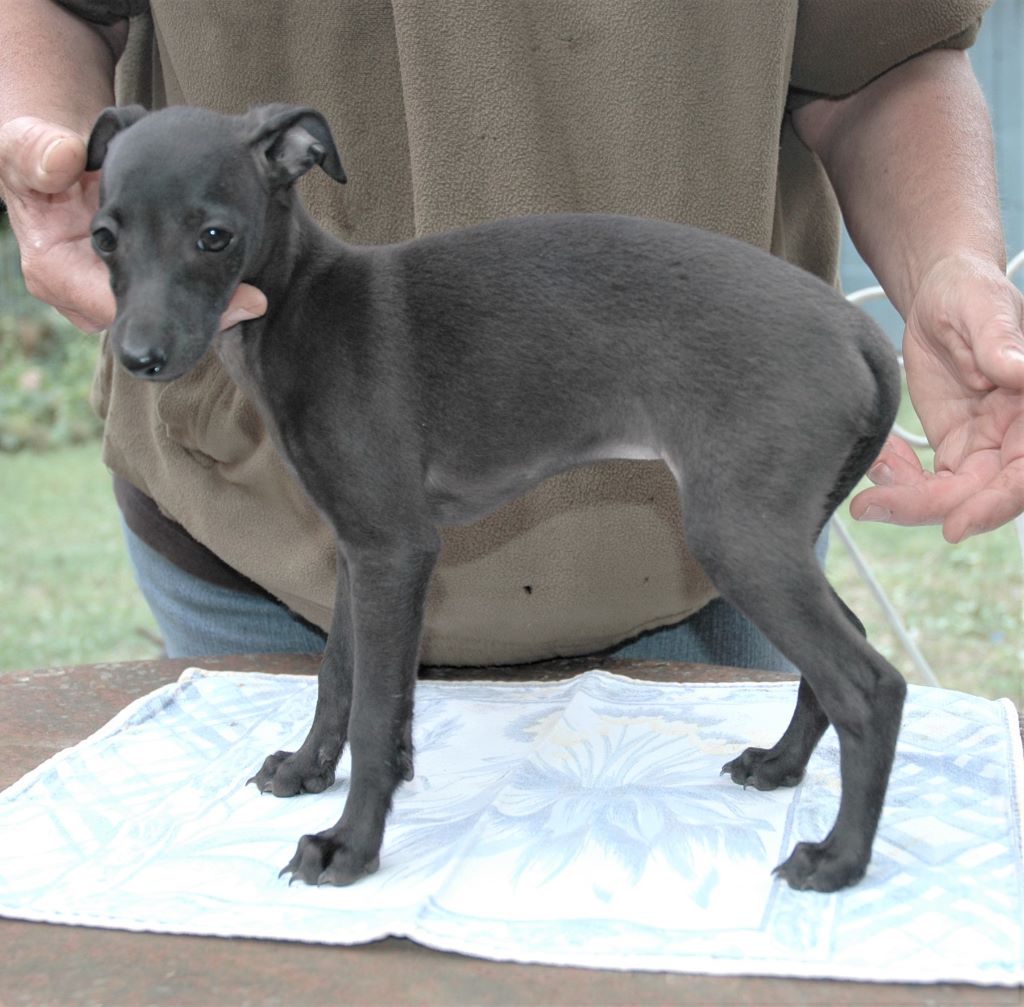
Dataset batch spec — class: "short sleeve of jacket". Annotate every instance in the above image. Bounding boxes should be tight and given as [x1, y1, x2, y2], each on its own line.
[790, 0, 992, 100]
[54, 1, 149, 25]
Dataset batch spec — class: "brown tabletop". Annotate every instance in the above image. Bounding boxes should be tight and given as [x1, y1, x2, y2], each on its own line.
[1, 654, 1020, 1007]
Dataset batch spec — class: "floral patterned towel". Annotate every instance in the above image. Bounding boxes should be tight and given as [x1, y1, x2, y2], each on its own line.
[0, 669, 1021, 983]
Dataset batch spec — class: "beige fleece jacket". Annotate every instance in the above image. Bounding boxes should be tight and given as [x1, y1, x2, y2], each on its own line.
[80, 0, 987, 664]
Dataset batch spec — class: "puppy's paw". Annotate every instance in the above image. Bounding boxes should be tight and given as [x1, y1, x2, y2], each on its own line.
[774, 840, 867, 893]
[721, 746, 805, 791]
[280, 830, 380, 887]
[247, 749, 337, 797]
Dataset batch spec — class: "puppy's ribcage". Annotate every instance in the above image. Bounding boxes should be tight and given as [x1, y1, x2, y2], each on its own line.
[253, 214, 887, 546]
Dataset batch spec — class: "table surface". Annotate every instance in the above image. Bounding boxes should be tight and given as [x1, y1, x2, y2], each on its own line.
[1, 653, 1021, 1007]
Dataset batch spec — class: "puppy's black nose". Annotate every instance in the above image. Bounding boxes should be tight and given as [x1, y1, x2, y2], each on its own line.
[121, 348, 168, 378]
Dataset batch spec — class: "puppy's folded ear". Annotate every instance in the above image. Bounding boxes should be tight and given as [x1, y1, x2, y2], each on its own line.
[247, 104, 347, 187]
[85, 105, 149, 171]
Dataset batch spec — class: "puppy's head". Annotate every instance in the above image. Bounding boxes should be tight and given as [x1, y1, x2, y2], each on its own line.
[86, 104, 345, 381]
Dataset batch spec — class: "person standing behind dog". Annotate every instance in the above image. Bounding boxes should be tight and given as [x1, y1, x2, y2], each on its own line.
[1, 1, 1022, 666]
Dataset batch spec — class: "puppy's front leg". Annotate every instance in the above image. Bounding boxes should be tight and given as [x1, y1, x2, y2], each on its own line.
[282, 535, 438, 886]
[249, 554, 354, 796]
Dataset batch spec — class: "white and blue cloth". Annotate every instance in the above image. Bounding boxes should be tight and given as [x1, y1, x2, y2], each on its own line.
[0, 669, 1021, 984]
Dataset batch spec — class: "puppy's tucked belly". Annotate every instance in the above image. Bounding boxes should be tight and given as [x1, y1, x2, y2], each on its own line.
[602, 442, 664, 463]
[424, 441, 665, 527]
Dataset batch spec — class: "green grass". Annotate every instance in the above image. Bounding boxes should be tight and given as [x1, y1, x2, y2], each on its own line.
[0, 440, 1020, 702]
[827, 386, 1022, 703]
[828, 508, 1021, 703]
[0, 444, 161, 673]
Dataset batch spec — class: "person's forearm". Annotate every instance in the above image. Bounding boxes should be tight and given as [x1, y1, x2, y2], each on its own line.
[794, 48, 1005, 317]
[0, 0, 125, 134]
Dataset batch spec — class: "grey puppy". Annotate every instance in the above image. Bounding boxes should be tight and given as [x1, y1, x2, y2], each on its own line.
[85, 103, 905, 893]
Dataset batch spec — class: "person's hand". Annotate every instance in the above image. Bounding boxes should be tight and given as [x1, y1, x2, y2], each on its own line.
[0, 115, 266, 331]
[851, 253, 1024, 542]
[0, 116, 112, 329]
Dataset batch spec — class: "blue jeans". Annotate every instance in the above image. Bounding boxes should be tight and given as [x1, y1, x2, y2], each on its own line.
[123, 525, 328, 658]
[124, 523, 819, 671]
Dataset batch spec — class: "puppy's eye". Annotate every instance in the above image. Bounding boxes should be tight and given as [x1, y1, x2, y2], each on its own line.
[92, 227, 118, 255]
[197, 227, 233, 253]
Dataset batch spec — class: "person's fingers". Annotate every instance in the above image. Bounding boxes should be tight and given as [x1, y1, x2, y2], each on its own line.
[0, 116, 87, 195]
[19, 231, 115, 332]
[942, 461, 1024, 541]
[853, 439, 1024, 540]
[850, 464, 979, 527]
[863, 435, 925, 490]
[220, 284, 267, 329]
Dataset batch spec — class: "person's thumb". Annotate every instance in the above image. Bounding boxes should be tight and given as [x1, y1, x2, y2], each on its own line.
[0, 116, 88, 196]
[971, 299, 1024, 392]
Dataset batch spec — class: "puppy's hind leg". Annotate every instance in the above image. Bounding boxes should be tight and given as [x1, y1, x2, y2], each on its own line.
[722, 587, 867, 791]
[722, 676, 829, 790]
[682, 487, 905, 892]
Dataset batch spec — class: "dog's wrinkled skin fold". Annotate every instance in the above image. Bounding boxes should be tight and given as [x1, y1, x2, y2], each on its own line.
[87, 104, 905, 893]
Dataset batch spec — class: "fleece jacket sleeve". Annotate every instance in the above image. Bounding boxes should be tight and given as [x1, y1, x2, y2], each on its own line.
[790, 0, 991, 101]
[53, 0, 149, 25]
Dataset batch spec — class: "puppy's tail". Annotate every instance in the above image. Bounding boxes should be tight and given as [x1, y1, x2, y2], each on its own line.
[819, 329, 901, 538]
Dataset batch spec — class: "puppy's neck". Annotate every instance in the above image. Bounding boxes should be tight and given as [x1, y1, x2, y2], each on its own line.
[244, 193, 324, 303]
